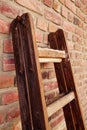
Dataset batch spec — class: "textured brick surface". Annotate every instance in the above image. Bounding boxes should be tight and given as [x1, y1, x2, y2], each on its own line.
[49, 22, 58, 32]
[0, 75, 14, 88]
[37, 18, 48, 31]
[3, 39, 13, 53]
[65, 0, 76, 13]
[16, 0, 43, 15]
[45, 9, 62, 25]
[0, 19, 10, 33]
[53, 0, 61, 13]
[3, 57, 15, 71]
[0, 0, 87, 129]
[0, 112, 5, 124]
[43, 0, 53, 7]
[59, 0, 65, 4]
[35, 31, 43, 43]
[2, 91, 18, 105]
[13, 121, 22, 130]
[63, 21, 75, 33]
[61, 6, 68, 18]
[7, 107, 20, 121]
[0, 1, 20, 18]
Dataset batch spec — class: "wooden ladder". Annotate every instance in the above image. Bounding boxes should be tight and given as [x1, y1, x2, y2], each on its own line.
[11, 13, 85, 130]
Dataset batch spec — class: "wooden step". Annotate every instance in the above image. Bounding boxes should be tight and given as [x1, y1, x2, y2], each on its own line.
[47, 92, 75, 117]
[38, 47, 65, 58]
[39, 58, 62, 63]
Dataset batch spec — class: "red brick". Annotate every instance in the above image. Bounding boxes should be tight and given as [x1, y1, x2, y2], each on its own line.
[2, 91, 18, 105]
[35, 31, 43, 43]
[83, 24, 87, 30]
[67, 33, 72, 41]
[78, 37, 82, 44]
[85, 17, 87, 23]
[42, 71, 49, 79]
[7, 107, 20, 121]
[61, 6, 68, 18]
[49, 69, 56, 79]
[50, 115, 64, 128]
[0, 112, 5, 124]
[53, 0, 61, 13]
[0, 1, 20, 18]
[67, 41, 74, 50]
[45, 89, 59, 104]
[3, 64, 15, 71]
[74, 17, 83, 28]
[49, 109, 63, 123]
[45, 9, 62, 25]
[76, 9, 84, 21]
[75, 27, 83, 37]
[44, 81, 58, 92]
[3, 57, 15, 71]
[80, 0, 86, 4]
[72, 35, 78, 42]
[65, 0, 76, 14]
[49, 22, 58, 32]
[43, 34, 48, 44]
[73, 17, 80, 26]
[68, 12, 74, 22]
[43, 0, 53, 7]
[63, 21, 75, 33]
[13, 121, 22, 130]
[16, 0, 43, 15]
[0, 75, 14, 88]
[37, 18, 48, 31]
[83, 32, 87, 39]
[0, 19, 10, 34]
[81, 7, 87, 15]
[4, 39, 13, 53]
[74, 44, 82, 51]
[75, 0, 81, 7]
[3, 58, 14, 64]
[42, 69, 55, 79]
[43, 62, 54, 69]
[59, 0, 65, 4]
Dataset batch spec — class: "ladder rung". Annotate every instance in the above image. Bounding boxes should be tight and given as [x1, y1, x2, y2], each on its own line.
[47, 92, 75, 117]
[39, 58, 62, 63]
[38, 47, 65, 58]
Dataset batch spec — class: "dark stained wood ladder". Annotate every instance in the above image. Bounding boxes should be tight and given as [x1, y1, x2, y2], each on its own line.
[11, 13, 85, 130]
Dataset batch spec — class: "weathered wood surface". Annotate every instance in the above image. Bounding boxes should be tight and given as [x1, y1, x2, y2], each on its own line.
[11, 13, 50, 130]
[47, 92, 75, 117]
[48, 29, 85, 130]
[39, 57, 62, 63]
[38, 47, 65, 58]
[11, 16, 33, 130]
[11, 12, 85, 130]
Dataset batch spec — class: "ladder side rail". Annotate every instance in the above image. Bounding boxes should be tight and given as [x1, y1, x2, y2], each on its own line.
[48, 29, 85, 130]
[48, 32, 76, 129]
[55, 29, 85, 130]
[11, 13, 50, 130]
[11, 17, 33, 130]
[20, 13, 50, 130]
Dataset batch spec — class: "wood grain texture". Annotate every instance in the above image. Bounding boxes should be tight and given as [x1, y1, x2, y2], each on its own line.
[48, 29, 85, 130]
[11, 16, 33, 130]
[11, 13, 50, 130]
[38, 47, 65, 58]
[39, 57, 62, 63]
[47, 92, 75, 117]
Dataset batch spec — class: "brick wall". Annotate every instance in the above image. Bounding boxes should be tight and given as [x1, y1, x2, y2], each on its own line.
[0, 0, 87, 129]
